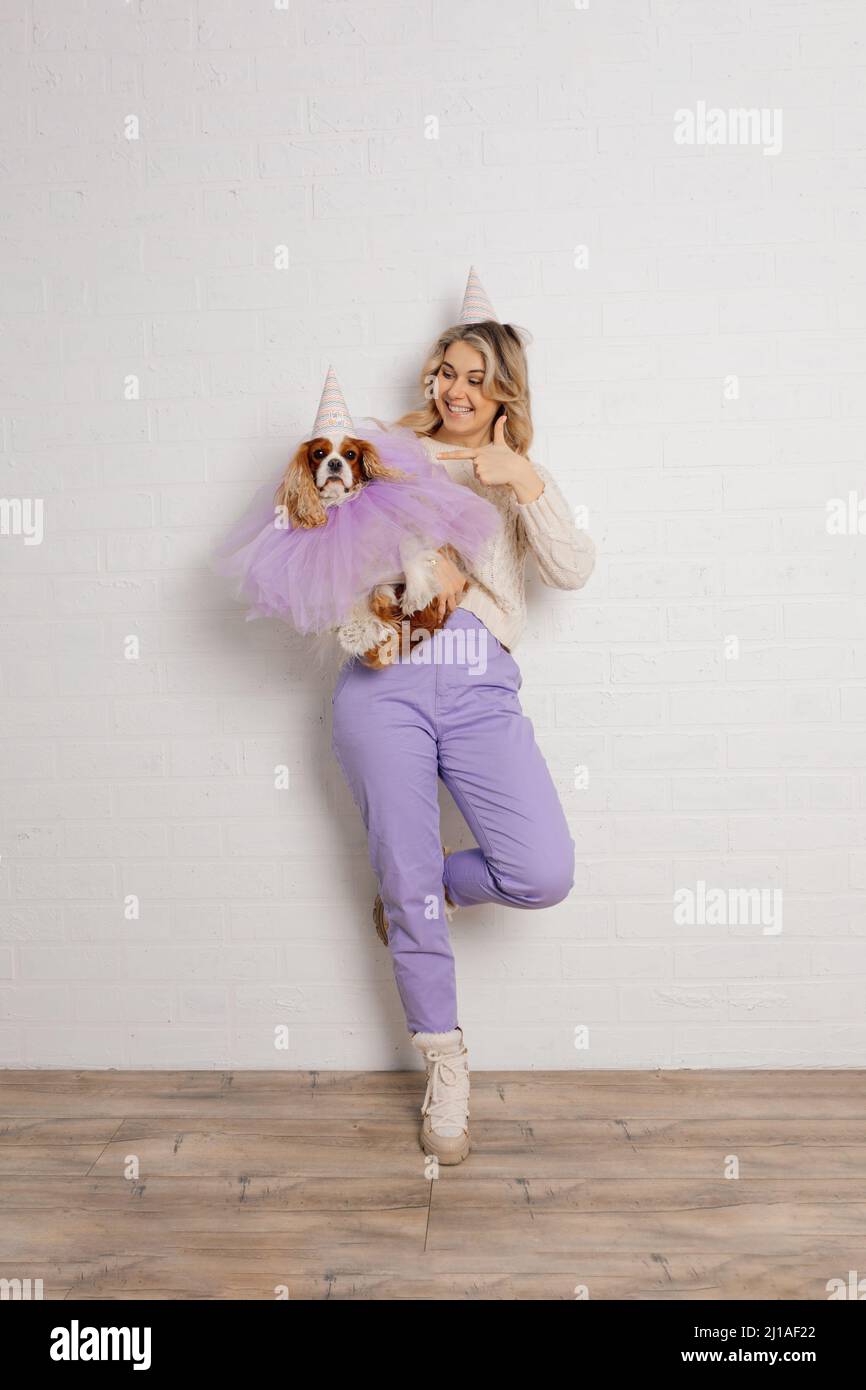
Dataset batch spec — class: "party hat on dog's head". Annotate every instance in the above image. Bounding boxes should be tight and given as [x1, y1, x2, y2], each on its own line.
[312, 364, 354, 435]
[459, 265, 499, 324]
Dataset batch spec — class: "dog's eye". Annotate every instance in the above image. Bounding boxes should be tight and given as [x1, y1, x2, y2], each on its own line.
[344, 451, 356, 462]
[313, 449, 326, 460]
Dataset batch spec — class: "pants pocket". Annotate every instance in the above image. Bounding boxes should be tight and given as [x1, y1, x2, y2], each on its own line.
[478, 625, 522, 692]
[331, 659, 354, 705]
[499, 643, 523, 691]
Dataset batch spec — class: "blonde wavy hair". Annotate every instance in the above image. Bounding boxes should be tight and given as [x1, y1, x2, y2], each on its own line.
[397, 321, 533, 456]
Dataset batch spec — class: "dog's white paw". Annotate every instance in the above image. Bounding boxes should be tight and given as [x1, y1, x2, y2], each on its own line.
[400, 549, 439, 615]
[338, 610, 393, 658]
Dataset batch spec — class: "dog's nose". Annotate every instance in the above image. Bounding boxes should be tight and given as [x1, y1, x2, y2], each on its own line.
[327, 459, 343, 472]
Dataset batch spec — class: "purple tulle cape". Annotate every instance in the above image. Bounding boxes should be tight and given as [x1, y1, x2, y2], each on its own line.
[211, 422, 499, 632]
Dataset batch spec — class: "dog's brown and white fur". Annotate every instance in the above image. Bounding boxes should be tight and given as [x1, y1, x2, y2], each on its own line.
[276, 434, 457, 668]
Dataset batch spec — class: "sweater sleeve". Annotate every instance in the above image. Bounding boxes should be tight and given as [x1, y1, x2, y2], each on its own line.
[515, 461, 596, 591]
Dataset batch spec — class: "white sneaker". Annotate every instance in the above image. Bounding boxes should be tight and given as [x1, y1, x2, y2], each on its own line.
[410, 1026, 470, 1164]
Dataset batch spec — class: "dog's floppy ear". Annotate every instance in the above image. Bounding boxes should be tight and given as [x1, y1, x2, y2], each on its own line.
[356, 440, 406, 484]
[275, 442, 327, 529]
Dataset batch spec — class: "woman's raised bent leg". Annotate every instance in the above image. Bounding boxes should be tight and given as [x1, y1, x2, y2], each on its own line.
[437, 637, 575, 912]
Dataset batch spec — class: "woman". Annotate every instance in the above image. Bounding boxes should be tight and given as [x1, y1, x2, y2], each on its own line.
[331, 312, 596, 1165]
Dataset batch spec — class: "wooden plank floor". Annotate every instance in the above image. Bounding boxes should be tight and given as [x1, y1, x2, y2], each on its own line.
[0, 1068, 864, 1300]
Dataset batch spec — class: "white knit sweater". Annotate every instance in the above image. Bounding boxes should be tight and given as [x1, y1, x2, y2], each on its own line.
[332, 431, 596, 654]
[413, 433, 596, 650]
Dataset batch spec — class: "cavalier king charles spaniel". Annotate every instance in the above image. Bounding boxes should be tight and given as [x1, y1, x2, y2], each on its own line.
[276, 433, 457, 669]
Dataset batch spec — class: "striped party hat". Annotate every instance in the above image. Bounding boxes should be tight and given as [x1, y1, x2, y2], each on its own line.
[459, 265, 499, 324]
[312, 364, 354, 435]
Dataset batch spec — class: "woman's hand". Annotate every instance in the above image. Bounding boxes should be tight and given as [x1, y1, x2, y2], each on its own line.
[431, 548, 467, 622]
[437, 413, 545, 504]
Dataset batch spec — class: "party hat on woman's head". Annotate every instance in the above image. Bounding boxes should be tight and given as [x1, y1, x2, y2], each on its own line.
[312, 364, 354, 435]
[459, 265, 499, 324]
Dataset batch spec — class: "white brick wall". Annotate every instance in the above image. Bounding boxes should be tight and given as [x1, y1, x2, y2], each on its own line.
[1, 0, 865, 1070]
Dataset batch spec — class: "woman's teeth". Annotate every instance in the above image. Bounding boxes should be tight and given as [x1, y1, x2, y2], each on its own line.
[446, 402, 473, 414]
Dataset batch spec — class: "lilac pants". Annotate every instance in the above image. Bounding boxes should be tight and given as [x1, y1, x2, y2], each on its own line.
[330, 609, 575, 1034]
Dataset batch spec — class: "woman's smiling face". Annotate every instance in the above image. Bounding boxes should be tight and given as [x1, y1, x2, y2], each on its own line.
[433, 340, 500, 443]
